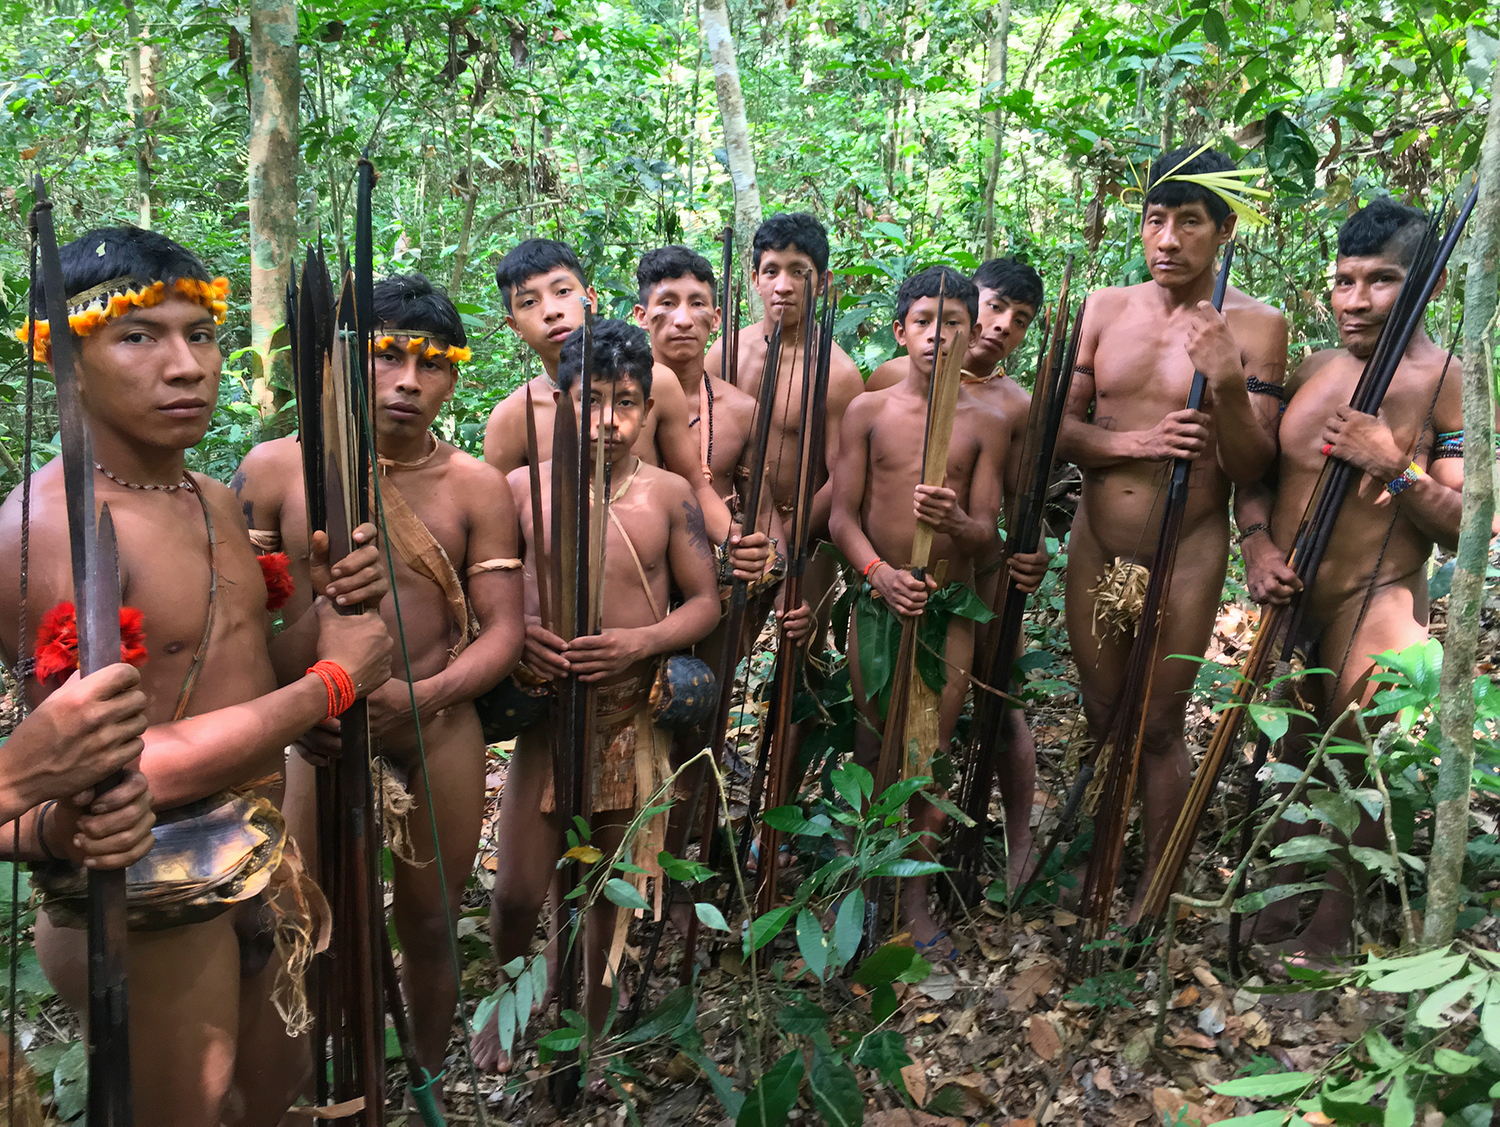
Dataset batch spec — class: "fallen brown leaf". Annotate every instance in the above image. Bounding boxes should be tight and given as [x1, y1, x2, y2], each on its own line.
[1028, 1013, 1062, 1061]
[1165, 1029, 1217, 1051]
[1092, 1066, 1117, 1095]
[901, 1062, 930, 1107]
[1008, 959, 1058, 1012]
[866, 1113, 966, 1127]
[1170, 983, 1200, 1009]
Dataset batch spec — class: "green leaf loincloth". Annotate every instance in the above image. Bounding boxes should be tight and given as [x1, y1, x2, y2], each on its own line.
[854, 580, 993, 720]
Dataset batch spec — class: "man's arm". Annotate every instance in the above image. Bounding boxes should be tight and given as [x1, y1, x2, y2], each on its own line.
[138, 599, 392, 808]
[809, 353, 866, 534]
[393, 463, 526, 717]
[1233, 480, 1301, 605]
[1185, 299, 1284, 483]
[651, 370, 738, 542]
[562, 483, 723, 680]
[483, 393, 529, 475]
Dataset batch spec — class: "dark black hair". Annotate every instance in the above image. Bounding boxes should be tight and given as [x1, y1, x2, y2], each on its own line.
[40, 226, 211, 308]
[1336, 197, 1429, 268]
[373, 272, 467, 347]
[557, 318, 654, 400]
[494, 238, 588, 312]
[1144, 146, 1238, 227]
[636, 245, 716, 306]
[972, 257, 1043, 311]
[752, 212, 829, 275]
[894, 266, 979, 328]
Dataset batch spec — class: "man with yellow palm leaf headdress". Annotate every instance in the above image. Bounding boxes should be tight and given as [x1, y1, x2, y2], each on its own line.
[1056, 145, 1288, 919]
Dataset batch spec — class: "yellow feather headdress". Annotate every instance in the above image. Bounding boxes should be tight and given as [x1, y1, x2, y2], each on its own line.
[1125, 141, 1272, 228]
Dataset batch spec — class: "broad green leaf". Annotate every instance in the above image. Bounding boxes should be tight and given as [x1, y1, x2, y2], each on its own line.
[1383, 1068, 1413, 1127]
[796, 908, 829, 980]
[1232, 881, 1330, 915]
[1368, 952, 1469, 994]
[1248, 703, 1289, 743]
[776, 998, 830, 1035]
[604, 878, 650, 912]
[852, 943, 919, 987]
[1413, 972, 1483, 1027]
[830, 762, 872, 811]
[695, 902, 731, 932]
[744, 906, 794, 956]
[497, 989, 517, 1054]
[868, 858, 945, 878]
[1363, 1030, 1405, 1070]
[832, 890, 864, 971]
[1432, 1047, 1481, 1074]
[623, 985, 694, 1044]
[1211, 1071, 1316, 1098]
[538, 1026, 583, 1051]
[852, 1028, 911, 1090]
[736, 1049, 806, 1127]
[808, 1044, 864, 1127]
[515, 960, 533, 1032]
[52, 1041, 87, 1122]
[1269, 836, 1337, 863]
[1348, 845, 1399, 880]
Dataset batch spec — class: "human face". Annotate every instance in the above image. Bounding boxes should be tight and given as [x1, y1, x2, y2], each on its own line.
[1331, 255, 1413, 361]
[569, 375, 650, 464]
[373, 335, 456, 446]
[1142, 202, 1235, 288]
[72, 295, 222, 452]
[894, 295, 972, 381]
[752, 247, 820, 330]
[505, 267, 596, 366]
[634, 275, 721, 367]
[968, 287, 1036, 368]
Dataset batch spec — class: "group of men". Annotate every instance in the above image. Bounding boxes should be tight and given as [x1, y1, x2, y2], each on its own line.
[0, 144, 1477, 1123]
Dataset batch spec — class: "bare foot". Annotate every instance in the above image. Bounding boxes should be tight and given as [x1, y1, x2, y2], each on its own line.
[1238, 900, 1301, 947]
[1258, 933, 1346, 981]
[900, 885, 954, 958]
[1006, 826, 1037, 894]
[470, 1009, 513, 1074]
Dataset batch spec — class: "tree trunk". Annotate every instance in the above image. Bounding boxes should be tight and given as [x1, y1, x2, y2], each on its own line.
[980, 0, 1010, 261]
[122, 0, 154, 228]
[248, 0, 300, 421]
[1423, 59, 1499, 948]
[702, 0, 763, 314]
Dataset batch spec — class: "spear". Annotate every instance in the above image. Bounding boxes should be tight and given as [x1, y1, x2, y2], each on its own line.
[33, 175, 133, 1127]
[952, 261, 1081, 903]
[1074, 243, 1235, 965]
[549, 304, 595, 1110]
[1132, 189, 1476, 955]
[741, 276, 835, 913]
[719, 227, 739, 388]
[681, 313, 784, 967]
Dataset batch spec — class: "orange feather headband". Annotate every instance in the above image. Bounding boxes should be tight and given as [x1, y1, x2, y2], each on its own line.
[16, 274, 231, 363]
[374, 328, 471, 365]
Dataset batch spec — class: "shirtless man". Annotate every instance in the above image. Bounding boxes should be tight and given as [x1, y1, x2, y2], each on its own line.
[480, 239, 731, 534]
[869, 256, 1047, 887]
[479, 320, 720, 1070]
[1057, 145, 1286, 916]
[1236, 198, 1477, 957]
[831, 266, 1048, 950]
[0, 227, 392, 1126]
[706, 212, 866, 629]
[235, 272, 524, 1092]
[0, 665, 153, 868]
[632, 245, 810, 876]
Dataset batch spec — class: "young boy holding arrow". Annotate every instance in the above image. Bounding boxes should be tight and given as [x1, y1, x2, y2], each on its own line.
[831, 266, 1048, 953]
[0, 227, 393, 1126]
[477, 320, 721, 1071]
[234, 272, 526, 1096]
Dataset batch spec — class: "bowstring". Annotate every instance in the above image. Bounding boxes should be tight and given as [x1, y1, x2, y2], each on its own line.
[356, 360, 489, 1125]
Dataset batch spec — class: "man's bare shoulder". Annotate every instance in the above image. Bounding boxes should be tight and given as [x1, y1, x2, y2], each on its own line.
[842, 386, 888, 427]
[0, 459, 62, 541]
[1081, 284, 1137, 319]
[444, 444, 511, 491]
[708, 376, 757, 419]
[827, 342, 864, 395]
[867, 355, 908, 392]
[1224, 287, 1287, 330]
[1286, 347, 1347, 397]
[238, 434, 301, 478]
[649, 367, 690, 416]
[986, 375, 1032, 421]
[634, 461, 695, 504]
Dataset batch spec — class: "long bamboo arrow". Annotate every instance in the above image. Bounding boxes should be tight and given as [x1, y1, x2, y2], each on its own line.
[33, 176, 134, 1127]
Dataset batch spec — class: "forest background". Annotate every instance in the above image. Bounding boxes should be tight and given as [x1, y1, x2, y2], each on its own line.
[0, 0, 1493, 485]
[0, 1, 1498, 1124]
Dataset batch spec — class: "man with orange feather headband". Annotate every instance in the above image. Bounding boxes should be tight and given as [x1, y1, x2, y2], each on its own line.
[0, 226, 394, 1127]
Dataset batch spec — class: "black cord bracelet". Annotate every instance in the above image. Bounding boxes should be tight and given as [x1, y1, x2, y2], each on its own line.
[34, 800, 61, 862]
